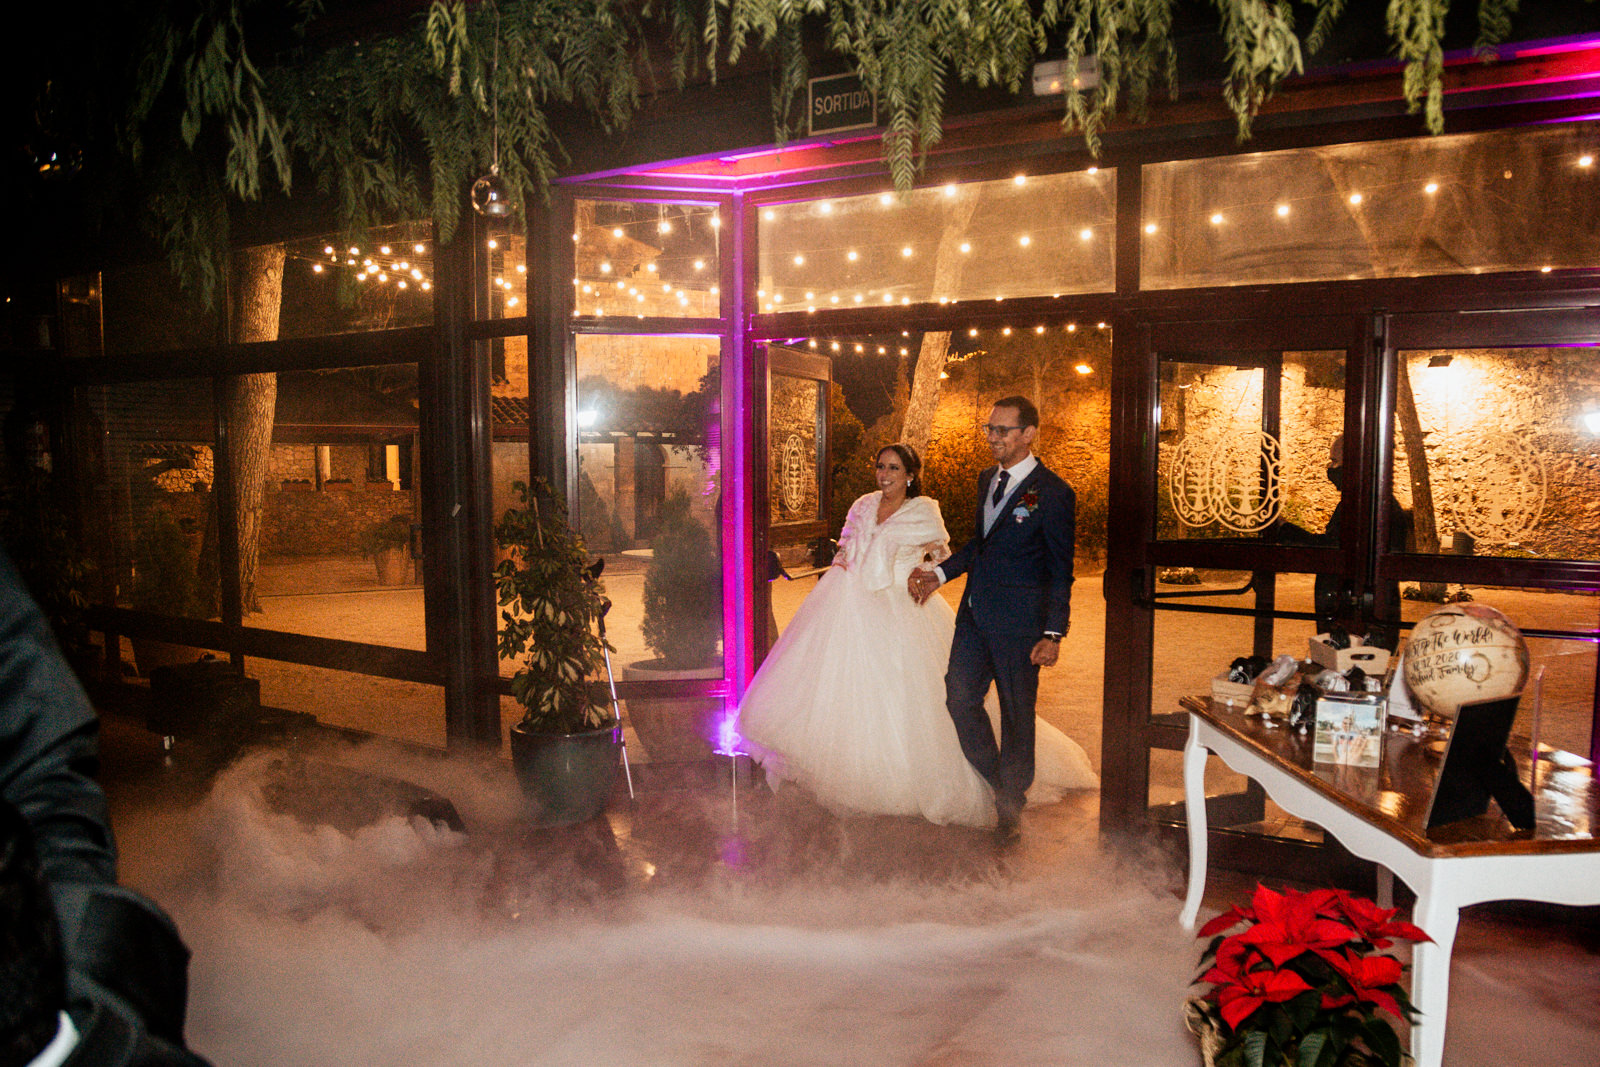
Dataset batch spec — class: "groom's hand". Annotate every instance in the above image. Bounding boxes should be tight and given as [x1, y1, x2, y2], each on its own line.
[1030, 637, 1061, 667]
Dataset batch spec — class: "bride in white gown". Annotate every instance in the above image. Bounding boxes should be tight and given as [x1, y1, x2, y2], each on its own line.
[736, 443, 1098, 827]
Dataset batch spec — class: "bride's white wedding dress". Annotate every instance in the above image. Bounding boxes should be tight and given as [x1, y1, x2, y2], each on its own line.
[736, 491, 1098, 827]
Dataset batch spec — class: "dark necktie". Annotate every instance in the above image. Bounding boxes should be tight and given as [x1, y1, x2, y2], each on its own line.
[991, 469, 1010, 507]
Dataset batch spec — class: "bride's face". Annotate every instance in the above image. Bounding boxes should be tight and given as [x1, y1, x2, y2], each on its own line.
[875, 450, 911, 497]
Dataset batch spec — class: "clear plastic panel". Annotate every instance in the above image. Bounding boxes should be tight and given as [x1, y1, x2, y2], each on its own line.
[1143, 122, 1600, 289]
[757, 169, 1116, 311]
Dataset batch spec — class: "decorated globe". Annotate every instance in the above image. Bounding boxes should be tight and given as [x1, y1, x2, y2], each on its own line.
[1402, 603, 1529, 719]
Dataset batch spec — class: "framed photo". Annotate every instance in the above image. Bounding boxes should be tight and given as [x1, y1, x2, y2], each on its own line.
[1313, 691, 1385, 767]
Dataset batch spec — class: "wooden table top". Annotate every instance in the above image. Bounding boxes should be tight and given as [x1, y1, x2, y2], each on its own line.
[1180, 696, 1600, 859]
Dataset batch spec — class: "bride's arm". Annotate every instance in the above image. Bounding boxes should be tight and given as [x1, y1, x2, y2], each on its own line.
[832, 494, 869, 569]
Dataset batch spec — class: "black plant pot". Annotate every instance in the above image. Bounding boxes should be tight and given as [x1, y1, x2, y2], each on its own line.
[508, 721, 622, 827]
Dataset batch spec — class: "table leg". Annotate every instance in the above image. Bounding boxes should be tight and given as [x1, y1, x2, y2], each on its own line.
[1407, 885, 1461, 1067]
[1178, 720, 1210, 930]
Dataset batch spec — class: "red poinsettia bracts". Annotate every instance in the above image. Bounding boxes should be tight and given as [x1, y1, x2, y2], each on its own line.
[1323, 949, 1408, 1019]
[1190, 884, 1431, 1067]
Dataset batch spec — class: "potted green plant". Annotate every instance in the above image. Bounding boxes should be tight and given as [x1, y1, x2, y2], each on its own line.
[623, 489, 723, 761]
[359, 513, 412, 585]
[128, 506, 205, 675]
[495, 479, 620, 825]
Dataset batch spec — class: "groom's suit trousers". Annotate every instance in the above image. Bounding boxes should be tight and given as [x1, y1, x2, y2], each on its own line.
[939, 462, 1076, 811]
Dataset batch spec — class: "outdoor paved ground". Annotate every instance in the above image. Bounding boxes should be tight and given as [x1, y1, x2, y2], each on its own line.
[240, 556, 1597, 794]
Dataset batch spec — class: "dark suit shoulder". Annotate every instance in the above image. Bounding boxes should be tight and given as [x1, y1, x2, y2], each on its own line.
[1024, 462, 1073, 497]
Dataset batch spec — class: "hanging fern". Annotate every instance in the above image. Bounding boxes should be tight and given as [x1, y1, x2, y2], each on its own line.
[109, 0, 1576, 301]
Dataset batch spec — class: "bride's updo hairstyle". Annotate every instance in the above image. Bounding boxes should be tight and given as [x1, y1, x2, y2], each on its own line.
[878, 442, 924, 498]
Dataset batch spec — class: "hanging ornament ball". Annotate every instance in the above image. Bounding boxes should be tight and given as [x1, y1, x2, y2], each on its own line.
[1402, 603, 1529, 719]
[471, 170, 513, 217]
[27, 139, 83, 181]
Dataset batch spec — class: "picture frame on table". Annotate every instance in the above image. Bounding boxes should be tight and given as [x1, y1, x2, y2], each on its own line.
[1313, 691, 1386, 767]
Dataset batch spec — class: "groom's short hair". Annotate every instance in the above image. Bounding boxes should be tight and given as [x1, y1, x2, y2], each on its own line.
[994, 395, 1038, 430]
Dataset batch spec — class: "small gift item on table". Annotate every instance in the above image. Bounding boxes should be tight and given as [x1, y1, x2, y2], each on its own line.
[1247, 654, 1302, 724]
[1308, 627, 1391, 676]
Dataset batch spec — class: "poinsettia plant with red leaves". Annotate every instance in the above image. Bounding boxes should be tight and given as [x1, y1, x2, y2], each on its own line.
[1188, 884, 1431, 1067]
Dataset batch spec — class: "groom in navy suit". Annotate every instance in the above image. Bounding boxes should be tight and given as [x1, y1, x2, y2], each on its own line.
[909, 396, 1076, 837]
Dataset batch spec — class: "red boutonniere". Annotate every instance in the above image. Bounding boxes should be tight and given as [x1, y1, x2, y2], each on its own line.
[1011, 491, 1040, 522]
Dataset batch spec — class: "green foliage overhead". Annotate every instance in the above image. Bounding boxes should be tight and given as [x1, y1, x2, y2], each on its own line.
[86, 0, 1578, 299]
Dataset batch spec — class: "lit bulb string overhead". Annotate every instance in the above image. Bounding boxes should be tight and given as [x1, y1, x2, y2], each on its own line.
[1144, 150, 1596, 246]
[294, 235, 538, 308]
[786, 321, 1109, 375]
[292, 241, 440, 294]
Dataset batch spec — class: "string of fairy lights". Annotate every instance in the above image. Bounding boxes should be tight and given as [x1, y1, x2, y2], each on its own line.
[289, 147, 1594, 315]
[784, 322, 1110, 376]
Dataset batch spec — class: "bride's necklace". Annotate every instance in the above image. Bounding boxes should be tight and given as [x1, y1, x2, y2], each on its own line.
[876, 491, 906, 525]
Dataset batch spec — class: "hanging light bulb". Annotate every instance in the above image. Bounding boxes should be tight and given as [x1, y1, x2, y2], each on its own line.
[471, 5, 514, 218]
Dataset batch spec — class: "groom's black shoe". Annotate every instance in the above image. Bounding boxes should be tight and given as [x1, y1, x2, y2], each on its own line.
[995, 795, 1023, 841]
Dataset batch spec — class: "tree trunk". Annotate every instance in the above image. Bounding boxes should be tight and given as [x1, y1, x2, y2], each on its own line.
[900, 196, 981, 453]
[1395, 357, 1447, 601]
[220, 244, 283, 614]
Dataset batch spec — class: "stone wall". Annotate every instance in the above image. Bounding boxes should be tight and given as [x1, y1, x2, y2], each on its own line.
[263, 479, 415, 556]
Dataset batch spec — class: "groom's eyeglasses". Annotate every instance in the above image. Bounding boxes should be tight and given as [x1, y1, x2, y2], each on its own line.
[981, 424, 1022, 437]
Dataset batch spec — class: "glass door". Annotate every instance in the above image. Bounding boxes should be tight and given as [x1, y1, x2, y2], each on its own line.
[1106, 313, 1380, 882]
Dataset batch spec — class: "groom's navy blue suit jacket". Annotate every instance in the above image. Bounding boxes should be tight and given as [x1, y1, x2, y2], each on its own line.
[940, 462, 1076, 637]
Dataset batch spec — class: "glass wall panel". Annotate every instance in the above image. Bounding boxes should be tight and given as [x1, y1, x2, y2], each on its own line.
[785, 320, 1111, 555]
[1395, 346, 1600, 561]
[1143, 122, 1600, 289]
[572, 201, 721, 319]
[77, 379, 220, 669]
[279, 222, 435, 338]
[570, 333, 722, 674]
[1156, 352, 1346, 543]
[251, 365, 423, 648]
[757, 169, 1116, 311]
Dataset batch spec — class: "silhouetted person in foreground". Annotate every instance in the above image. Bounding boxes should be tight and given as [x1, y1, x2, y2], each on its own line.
[1279, 434, 1413, 650]
[0, 546, 209, 1066]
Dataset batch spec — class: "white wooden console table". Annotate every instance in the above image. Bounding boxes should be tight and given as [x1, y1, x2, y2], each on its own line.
[1177, 696, 1600, 1067]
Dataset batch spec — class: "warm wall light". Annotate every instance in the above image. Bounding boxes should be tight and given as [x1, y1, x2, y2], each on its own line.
[1074, 363, 1093, 375]
[1427, 353, 1454, 368]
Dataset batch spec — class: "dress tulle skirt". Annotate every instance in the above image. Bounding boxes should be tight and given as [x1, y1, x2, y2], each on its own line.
[736, 566, 1098, 828]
